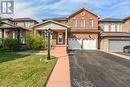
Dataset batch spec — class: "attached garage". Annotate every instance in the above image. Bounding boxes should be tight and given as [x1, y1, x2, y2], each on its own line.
[68, 38, 97, 50]
[68, 30, 99, 50]
[100, 32, 130, 52]
[109, 39, 130, 52]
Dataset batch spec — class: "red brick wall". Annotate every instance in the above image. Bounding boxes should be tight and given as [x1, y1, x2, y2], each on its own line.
[67, 10, 98, 29]
[67, 9, 99, 48]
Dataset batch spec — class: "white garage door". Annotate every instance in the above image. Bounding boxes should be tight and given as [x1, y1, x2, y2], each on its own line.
[68, 39, 82, 49]
[68, 38, 96, 50]
[109, 39, 130, 52]
[83, 39, 96, 50]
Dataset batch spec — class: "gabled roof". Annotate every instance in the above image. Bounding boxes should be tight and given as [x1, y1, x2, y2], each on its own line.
[67, 8, 98, 19]
[0, 22, 28, 30]
[13, 18, 38, 22]
[123, 16, 130, 21]
[1, 18, 13, 21]
[1, 17, 38, 23]
[42, 8, 98, 21]
[42, 17, 67, 21]
[32, 20, 69, 28]
[99, 18, 123, 22]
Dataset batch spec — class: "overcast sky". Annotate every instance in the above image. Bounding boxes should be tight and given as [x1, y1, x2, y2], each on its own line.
[2, 0, 130, 20]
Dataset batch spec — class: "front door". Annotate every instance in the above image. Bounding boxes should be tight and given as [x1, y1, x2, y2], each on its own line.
[58, 33, 63, 44]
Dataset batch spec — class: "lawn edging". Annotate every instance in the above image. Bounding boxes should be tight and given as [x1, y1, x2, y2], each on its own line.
[43, 57, 58, 87]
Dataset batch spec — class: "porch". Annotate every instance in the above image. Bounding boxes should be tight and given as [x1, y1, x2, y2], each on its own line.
[32, 20, 68, 48]
[0, 22, 28, 46]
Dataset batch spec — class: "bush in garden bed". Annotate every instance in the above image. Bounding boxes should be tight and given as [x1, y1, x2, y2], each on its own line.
[3, 38, 19, 51]
[26, 32, 47, 50]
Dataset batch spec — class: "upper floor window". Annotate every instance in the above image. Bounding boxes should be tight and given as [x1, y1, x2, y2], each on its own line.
[24, 22, 30, 28]
[104, 24, 109, 32]
[14, 22, 18, 26]
[80, 19, 85, 27]
[72, 19, 77, 27]
[110, 24, 116, 32]
[89, 19, 94, 28]
[116, 24, 120, 32]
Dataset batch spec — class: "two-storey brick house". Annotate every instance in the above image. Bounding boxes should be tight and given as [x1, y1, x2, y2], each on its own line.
[0, 18, 38, 44]
[33, 8, 99, 50]
[1, 8, 130, 52]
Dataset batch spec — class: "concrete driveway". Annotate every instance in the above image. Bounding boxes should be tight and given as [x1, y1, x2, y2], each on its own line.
[68, 50, 130, 87]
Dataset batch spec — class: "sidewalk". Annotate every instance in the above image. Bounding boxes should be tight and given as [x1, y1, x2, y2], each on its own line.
[46, 46, 71, 87]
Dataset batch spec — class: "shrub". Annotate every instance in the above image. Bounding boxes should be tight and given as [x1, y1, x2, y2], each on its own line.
[3, 38, 19, 51]
[43, 40, 48, 50]
[26, 32, 45, 50]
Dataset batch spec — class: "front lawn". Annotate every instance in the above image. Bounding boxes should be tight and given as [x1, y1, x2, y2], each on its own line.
[0, 51, 56, 87]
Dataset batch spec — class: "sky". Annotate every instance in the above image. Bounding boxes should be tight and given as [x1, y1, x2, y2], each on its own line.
[1, 0, 130, 20]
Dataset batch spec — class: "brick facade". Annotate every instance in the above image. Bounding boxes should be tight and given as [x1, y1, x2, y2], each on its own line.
[67, 10, 98, 29]
[67, 9, 99, 48]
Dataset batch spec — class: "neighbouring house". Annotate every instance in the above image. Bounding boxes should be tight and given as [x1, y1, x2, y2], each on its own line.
[32, 8, 99, 50]
[0, 18, 38, 45]
[99, 17, 130, 52]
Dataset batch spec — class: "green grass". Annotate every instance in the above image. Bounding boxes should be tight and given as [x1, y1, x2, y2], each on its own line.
[0, 51, 56, 87]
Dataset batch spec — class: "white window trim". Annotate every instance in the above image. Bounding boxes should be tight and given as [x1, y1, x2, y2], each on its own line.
[116, 24, 120, 32]
[104, 24, 109, 32]
[80, 19, 85, 27]
[89, 19, 94, 28]
[24, 22, 30, 28]
[110, 23, 116, 32]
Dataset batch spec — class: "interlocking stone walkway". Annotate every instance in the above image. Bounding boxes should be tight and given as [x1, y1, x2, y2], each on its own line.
[46, 46, 71, 87]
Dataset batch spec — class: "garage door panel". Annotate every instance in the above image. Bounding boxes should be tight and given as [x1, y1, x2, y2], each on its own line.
[109, 40, 130, 52]
[68, 39, 82, 49]
[83, 39, 96, 50]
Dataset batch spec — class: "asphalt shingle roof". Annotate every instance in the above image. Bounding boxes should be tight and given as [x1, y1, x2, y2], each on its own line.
[99, 18, 123, 22]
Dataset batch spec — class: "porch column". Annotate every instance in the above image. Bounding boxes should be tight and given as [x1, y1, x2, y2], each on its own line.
[65, 29, 67, 46]
[2, 29, 4, 45]
[17, 30, 20, 44]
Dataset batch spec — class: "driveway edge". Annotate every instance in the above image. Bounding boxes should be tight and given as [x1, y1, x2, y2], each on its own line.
[100, 50, 130, 61]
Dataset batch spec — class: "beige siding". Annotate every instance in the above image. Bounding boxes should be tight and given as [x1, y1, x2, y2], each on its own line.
[35, 22, 67, 30]
[100, 38, 109, 52]
[99, 22, 123, 32]
[123, 19, 130, 32]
